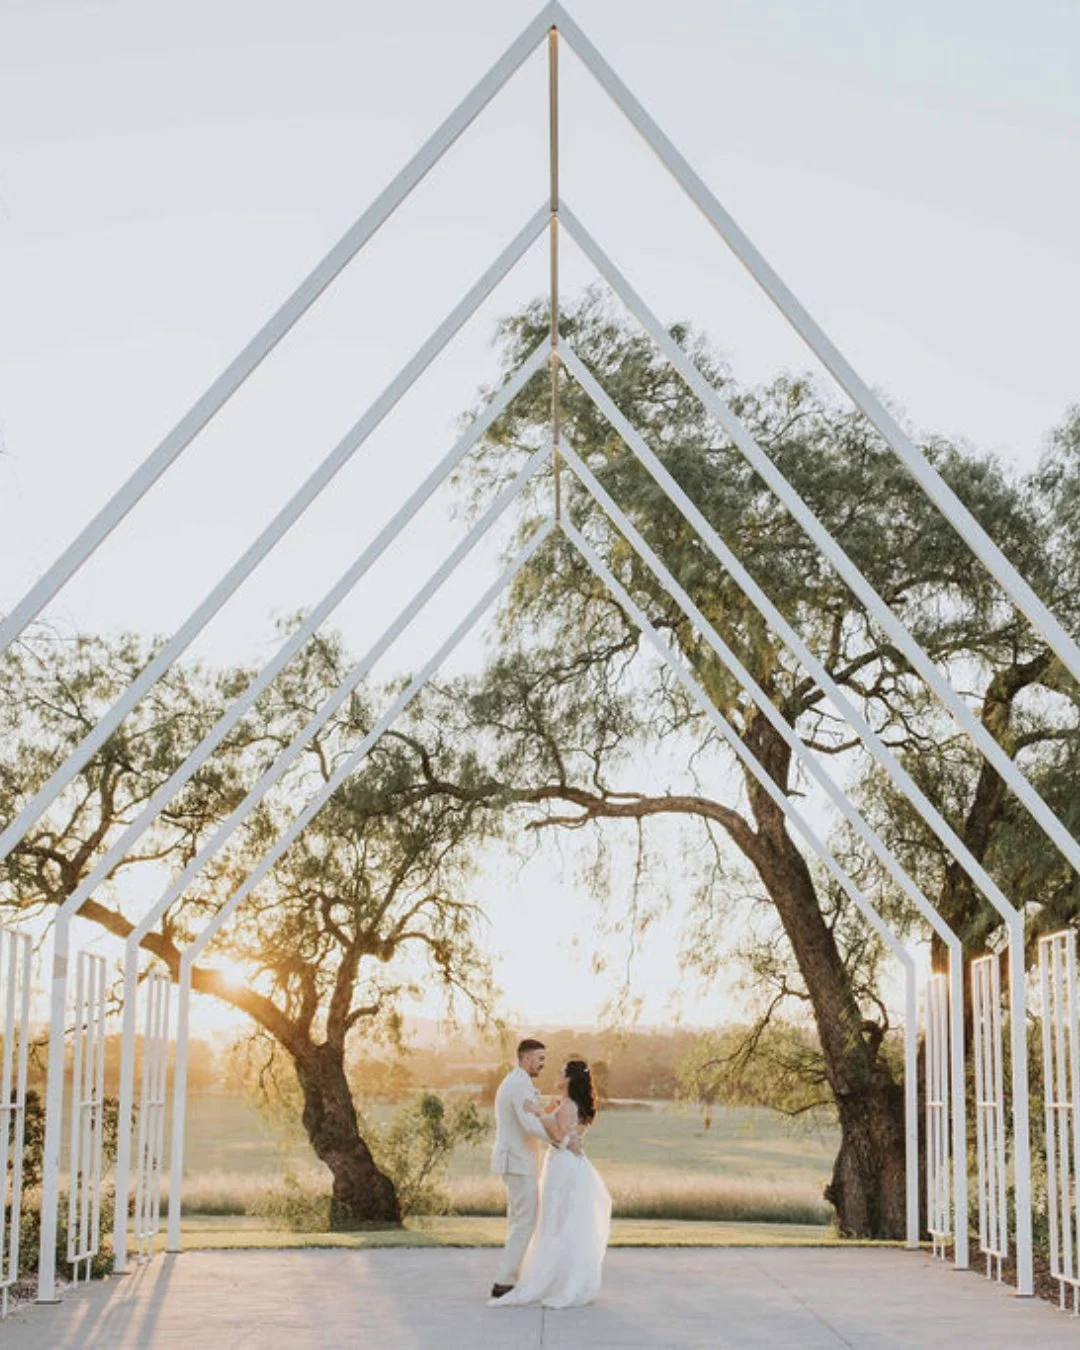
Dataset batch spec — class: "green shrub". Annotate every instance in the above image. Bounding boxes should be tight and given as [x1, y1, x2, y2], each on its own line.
[368, 1092, 490, 1218]
[17, 1187, 116, 1281]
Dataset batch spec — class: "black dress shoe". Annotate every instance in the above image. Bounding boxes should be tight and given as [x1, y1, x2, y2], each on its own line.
[490, 1283, 514, 1299]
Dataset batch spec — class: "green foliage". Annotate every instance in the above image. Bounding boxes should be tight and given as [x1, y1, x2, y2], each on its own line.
[17, 1188, 117, 1281]
[676, 1025, 835, 1121]
[365, 1092, 491, 1218]
[17, 1090, 123, 1192]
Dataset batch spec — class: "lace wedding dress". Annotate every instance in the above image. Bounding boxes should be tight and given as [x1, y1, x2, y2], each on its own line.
[494, 1102, 612, 1309]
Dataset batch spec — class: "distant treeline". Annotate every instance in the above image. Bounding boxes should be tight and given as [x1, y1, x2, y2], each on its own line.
[347, 1027, 705, 1104]
[26, 1034, 221, 1096]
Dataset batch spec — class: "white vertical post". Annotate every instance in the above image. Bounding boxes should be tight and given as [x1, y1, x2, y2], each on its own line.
[0, 927, 32, 1320]
[925, 973, 951, 1260]
[1040, 930, 1080, 1314]
[133, 971, 171, 1262]
[111, 953, 140, 1274]
[971, 954, 1008, 1281]
[165, 964, 193, 1255]
[66, 951, 107, 1286]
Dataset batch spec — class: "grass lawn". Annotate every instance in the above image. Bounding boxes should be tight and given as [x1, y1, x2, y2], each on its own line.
[178, 1094, 838, 1225]
[183, 1094, 837, 1186]
[166, 1215, 891, 1252]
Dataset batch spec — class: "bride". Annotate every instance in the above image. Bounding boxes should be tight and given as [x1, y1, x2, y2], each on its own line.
[491, 1058, 612, 1309]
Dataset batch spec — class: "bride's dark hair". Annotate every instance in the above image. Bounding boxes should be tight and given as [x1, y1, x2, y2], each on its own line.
[563, 1059, 597, 1125]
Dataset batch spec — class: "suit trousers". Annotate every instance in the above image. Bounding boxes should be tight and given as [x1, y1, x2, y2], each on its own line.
[494, 1170, 538, 1285]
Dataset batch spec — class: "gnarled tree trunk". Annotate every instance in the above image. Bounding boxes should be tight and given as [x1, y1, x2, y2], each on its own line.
[294, 1041, 400, 1228]
[744, 715, 908, 1238]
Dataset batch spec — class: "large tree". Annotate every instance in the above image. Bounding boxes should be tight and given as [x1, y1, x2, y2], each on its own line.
[423, 294, 1080, 1237]
[0, 626, 500, 1227]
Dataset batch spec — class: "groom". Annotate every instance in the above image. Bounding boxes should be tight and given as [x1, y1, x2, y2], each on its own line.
[489, 1037, 580, 1299]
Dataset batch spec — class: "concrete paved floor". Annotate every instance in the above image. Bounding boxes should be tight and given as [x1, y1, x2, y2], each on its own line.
[3, 1248, 1078, 1348]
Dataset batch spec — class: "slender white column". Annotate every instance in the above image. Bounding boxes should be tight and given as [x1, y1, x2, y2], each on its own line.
[925, 973, 952, 1259]
[0, 205, 548, 868]
[166, 521, 554, 1248]
[971, 954, 1008, 1281]
[166, 964, 193, 1254]
[0, 3, 556, 658]
[0, 928, 31, 1320]
[555, 5, 1080, 690]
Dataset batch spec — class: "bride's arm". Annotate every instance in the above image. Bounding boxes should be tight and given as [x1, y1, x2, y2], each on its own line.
[524, 1098, 578, 1147]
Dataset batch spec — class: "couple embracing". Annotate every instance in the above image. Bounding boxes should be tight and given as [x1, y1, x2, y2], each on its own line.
[488, 1038, 612, 1309]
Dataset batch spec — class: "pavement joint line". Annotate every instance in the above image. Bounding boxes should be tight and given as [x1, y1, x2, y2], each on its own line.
[748, 1252, 857, 1349]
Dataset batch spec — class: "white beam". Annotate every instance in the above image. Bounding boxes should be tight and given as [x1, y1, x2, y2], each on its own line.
[555, 2, 1080, 691]
[560, 213, 1080, 887]
[563, 441, 944, 1246]
[0, 3, 557, 657]
[0, 205, 548, 868]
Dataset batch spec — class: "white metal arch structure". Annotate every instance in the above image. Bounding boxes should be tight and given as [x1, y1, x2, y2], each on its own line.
[3, 0, 1073, 1304]
[32, 233, 550, 1296]
[552, 8, 1080, 691]
[561, 211, 1080, 883]
[0, 208, 547, 869]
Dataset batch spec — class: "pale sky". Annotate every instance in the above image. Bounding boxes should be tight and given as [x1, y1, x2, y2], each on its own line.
[1, 0, 1077, 1031]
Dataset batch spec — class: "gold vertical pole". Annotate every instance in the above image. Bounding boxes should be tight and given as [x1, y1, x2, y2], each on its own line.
[548, 25, 561, 521]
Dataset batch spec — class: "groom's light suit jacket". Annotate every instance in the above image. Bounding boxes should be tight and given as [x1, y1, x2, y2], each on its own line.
[491, 1066, 549, 1176]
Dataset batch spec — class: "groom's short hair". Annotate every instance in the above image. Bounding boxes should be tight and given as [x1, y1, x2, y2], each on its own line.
[517, 1038, 546, 1059]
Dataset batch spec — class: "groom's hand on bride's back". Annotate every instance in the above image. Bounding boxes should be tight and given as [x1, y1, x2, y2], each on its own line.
[566, 1131, 584, 1157]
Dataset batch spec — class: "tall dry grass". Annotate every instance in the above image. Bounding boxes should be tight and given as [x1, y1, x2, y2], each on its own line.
[446, 1169, 829, 1225]
[169, 1166, 828, 1227]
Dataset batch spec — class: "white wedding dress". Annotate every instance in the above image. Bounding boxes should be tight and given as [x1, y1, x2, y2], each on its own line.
[494, 1102, 612, 1309]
